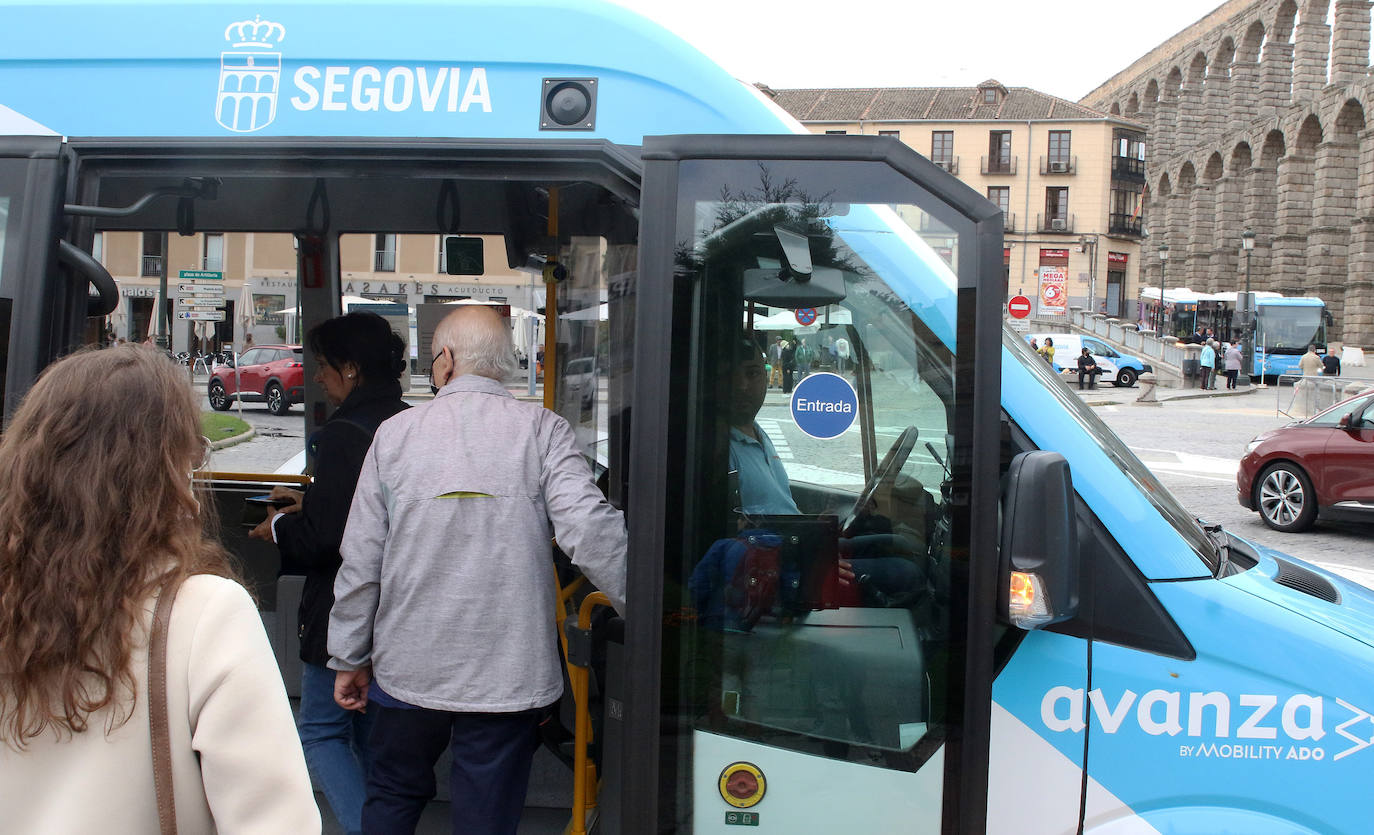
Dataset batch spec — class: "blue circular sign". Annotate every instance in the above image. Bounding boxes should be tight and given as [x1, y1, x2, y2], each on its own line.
[790, 372, 859, 440]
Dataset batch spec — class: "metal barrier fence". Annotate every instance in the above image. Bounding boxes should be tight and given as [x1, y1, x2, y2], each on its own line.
[1276, 374, 1373, 419]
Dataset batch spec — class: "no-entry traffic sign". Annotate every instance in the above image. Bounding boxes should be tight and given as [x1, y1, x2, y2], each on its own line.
[1008, 295, 1032, 319]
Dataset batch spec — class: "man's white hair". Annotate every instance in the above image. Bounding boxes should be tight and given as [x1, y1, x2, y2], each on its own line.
[432, 306, 517, 381]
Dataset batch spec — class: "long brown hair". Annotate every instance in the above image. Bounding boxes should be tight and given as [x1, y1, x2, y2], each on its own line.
[0, 346, 235, 747]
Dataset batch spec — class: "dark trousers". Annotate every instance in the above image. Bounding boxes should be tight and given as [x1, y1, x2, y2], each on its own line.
[362, 705, 542, 835]
[1225, 369, 1239, 389]
[782, 365, 795, 394]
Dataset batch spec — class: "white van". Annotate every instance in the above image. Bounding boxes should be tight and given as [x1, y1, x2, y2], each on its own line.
[1025, 333, 1153, 387]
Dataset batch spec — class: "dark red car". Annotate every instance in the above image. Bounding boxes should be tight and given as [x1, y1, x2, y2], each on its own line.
[207, 344, 304, 416]
[1237, 389, 1374, 531]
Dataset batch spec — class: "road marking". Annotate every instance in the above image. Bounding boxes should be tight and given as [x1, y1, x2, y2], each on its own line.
[1132, 447, 1237, 482]
[758, 419, 792, 460]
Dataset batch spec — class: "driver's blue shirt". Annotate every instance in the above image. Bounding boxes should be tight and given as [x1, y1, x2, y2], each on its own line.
[729, 423, 799, 515]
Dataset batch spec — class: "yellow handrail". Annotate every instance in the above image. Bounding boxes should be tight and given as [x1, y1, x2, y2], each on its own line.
[567, 591, 612, 835]
[194, 470, 312, 486]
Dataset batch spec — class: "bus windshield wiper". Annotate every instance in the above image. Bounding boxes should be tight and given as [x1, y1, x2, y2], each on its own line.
[1200, 520, 1233, 578]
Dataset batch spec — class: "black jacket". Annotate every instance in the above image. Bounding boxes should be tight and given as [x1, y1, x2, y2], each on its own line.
[275, 380, 408, 666]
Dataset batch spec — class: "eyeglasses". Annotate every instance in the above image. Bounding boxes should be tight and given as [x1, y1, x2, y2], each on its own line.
[429, 347, 451, 396]
[195, 435, 213, 472]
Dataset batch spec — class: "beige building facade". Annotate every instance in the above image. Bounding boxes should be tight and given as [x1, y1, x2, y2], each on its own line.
[1081, 0, 1374, 346]
[771, 81, 1149, 319]
[96, 231, 531, 354]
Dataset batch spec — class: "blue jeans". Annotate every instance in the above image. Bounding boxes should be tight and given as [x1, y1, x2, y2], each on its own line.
[298, 662, 374, 835]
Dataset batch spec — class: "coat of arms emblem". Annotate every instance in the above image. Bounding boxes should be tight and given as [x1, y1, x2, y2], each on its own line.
[216, 16, 285, 133]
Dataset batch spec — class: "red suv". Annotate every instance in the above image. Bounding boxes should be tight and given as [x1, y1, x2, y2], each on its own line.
[1237, 389, 1374, 531]
[207, 344, 304, 416]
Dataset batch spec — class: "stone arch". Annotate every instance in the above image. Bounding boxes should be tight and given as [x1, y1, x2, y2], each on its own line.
[1261, 128, 1287, 164]
[1164, 67, 1183, 100]
[1335, 98, 1366, 138]
[1126, 91, 1140, 116]
[1157, 172, 1172, 198]
[1144, 78, 1160, 103]
[1188, 52, 1209, 86]
[1238, 20, 1266, 63]
[1204, 152, 1224, 180]
[1303, 0, 1329, 21]
[1295, 112, 1324, 154]
[1214, 37, 1236, 76]
[1230, 142, 1253, 172]
[1111, 102, 1122, 115]
[1272, 0, 1298, 43]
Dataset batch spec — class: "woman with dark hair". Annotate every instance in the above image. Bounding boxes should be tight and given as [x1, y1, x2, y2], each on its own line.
[0, 347, 318, 831]
[249, 311, 408, 835]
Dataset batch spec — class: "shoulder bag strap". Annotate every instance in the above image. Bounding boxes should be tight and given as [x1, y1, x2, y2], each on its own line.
[148, 577, 183, 835]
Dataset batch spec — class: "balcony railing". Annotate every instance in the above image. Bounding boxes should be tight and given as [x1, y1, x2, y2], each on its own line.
[1109, 212, 1145, 237]
[980, 155, 1017, 175]
[141, 255, 163, 276]
[1037, 213, 1075, 234]
[1112, 156, 1146, 182]
[1001, 211, 1017, 232]
[374, 251, 396, 272]
[932, 156, 959, 175]
[1040, 155, 1077, 175]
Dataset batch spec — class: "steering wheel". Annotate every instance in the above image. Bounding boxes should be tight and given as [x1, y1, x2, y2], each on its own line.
[842, 426, 919, 534]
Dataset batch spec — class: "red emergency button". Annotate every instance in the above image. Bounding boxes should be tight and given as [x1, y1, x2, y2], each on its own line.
[718, 762, 766, 808]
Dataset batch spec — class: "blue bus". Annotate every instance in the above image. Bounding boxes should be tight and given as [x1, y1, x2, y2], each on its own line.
[4, 2, 1374, 833]
[1252, 296, 1329, 379]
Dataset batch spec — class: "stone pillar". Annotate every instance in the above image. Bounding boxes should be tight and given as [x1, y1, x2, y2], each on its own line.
[1203, 73, 1231, 146]
[1292, 19, 1332, 100]
[1308, 140, 1357, 338]
[1229, 61, 1261, 133]
[1345, 128, 1374, 346]
[1154, 98, 1178, 161]
[1246, 163, 1281, 292]
[1331, 0, 1372, 87]
[1211, 174, 1242, 292]
[1167, 190, 1188, 265]
[1177, 81, 1204, 149]
[1189, 182, 1216, 288]
[1261, 42, 1295, 116]
[1272, 153, 1316, 296]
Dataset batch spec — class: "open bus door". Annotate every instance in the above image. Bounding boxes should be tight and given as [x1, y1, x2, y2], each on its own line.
[611, 135, 1004, 833]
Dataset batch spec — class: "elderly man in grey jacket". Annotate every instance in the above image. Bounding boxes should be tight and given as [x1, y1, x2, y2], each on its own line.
[328, 305, 626, 834]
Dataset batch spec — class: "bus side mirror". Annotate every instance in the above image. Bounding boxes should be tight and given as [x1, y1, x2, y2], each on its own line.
[999, 451, 1079, 629]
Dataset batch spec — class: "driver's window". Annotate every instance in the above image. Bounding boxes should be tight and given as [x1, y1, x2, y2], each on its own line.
[676, 167, 960, 773]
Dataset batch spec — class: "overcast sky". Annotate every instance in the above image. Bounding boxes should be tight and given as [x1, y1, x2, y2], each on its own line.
[609, 0, 1226, 102]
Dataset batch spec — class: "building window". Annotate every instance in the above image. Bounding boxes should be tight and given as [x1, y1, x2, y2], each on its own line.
[142, 232, 163, 277]
[91, 232, 103, 264]
[825, 130, 847, 135]
[878, 129, 900, 138]
[987, 131, 1012, 173]
[1047, 131, 1072, 173]
[987, 186, 1011, 229]
[1112, 130, 1147, 181]
[203, 233, 224, 272]
[983, 88, 997, 104]
[374, 233, 396, 272]
[1109, 188, 1144, 236]
[1044, 188, 1070, 232]
[930, 131, 955, 172]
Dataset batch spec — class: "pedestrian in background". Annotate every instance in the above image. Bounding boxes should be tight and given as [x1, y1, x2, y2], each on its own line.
[249, 311, 409, 835]
[1038, 336, 1055, 365]
[1224, 342, 1243, 389]
[767, 336, 783, 389]
[1322, 350, 1341, 376]
[781, 337, 797, 394]
[1076, 347, 1099, 390]
[1214, 341, 1226, 387]
[330, 306, 627, 835]
[1299, 344, 1324, 376]
[0, 347, 319, 833]
[1199, 340, 1216, 389]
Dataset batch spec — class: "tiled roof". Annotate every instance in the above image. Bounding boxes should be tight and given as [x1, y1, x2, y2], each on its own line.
[769, 85, 1120, 123]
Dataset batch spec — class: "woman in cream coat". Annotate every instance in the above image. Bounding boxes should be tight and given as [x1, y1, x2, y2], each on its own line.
[0, 346, 320, 833]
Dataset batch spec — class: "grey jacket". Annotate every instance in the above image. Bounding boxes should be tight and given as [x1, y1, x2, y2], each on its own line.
[329, 374, 627, 712]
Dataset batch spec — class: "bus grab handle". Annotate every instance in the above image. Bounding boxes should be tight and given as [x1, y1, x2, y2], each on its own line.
[564, 591, 613, 835]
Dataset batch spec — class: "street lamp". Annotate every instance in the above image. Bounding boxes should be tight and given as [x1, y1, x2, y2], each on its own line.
[1239, 229, 1255, 386]
[1157, 244, 1169, 336]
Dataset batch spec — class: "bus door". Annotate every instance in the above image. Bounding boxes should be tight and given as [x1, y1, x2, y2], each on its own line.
[615, 135, 1004, 833]
[0, 137, 71, 417]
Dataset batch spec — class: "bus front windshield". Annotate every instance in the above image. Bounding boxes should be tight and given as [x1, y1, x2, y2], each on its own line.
[1258, 305, 1325, 354]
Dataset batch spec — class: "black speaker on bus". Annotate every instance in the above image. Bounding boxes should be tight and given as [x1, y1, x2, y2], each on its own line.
[539, 78, 598, 131]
